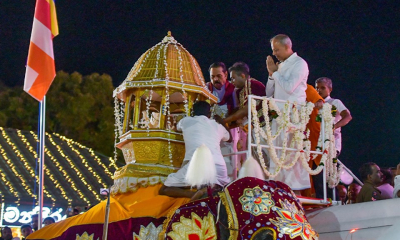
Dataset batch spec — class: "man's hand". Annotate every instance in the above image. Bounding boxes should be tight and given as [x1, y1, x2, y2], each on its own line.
[213, 115, 225, 125]
[396, 163, 400, 176]
[314, 99, 323, 109]
[266, 56, 278, 75]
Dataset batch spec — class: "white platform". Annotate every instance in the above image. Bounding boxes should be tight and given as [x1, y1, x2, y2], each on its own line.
[306, 198, 400, 240]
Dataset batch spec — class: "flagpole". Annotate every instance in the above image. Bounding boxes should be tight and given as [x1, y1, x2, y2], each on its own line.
[38, 96, 46, 230]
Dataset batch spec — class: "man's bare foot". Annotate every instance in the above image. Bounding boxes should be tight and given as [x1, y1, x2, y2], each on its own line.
[190, 188, 207, 202]
[293, 190, 301, 196]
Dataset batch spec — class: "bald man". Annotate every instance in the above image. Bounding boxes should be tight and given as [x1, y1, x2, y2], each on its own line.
[265, 34, 309, 194]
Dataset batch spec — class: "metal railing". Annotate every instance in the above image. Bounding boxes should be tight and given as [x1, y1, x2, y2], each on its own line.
[222, 95, 362, 204]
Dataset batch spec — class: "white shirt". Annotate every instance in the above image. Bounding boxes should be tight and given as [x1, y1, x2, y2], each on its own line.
[394, 175, 400, 198]
[266, 52, 308, 104]
[207, 82, 229, 117]
[324, 96, 348, 152]
[177, 115, 229, 165]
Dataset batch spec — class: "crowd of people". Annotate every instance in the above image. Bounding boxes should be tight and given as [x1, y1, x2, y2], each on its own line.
[337, 163, 400, 204]
[159, 33, 359, 199]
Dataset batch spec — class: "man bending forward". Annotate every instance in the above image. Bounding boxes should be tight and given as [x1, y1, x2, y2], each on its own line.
[159, 101, 231, 201]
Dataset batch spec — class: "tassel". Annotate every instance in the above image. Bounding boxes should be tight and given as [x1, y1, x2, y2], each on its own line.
[185, 144, 217, 189]
[238, 156, 265, 180]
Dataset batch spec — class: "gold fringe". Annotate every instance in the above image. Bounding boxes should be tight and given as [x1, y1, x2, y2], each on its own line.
[218, 191, 238, 240]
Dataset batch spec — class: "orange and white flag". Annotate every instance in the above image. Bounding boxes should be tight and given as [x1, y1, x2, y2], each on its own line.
[24, 0, 58, 101]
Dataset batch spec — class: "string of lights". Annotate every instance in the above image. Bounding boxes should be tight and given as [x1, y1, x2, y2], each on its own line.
[0, 127, 35, 198]
[1, 129, 57, 205]
[56, 134, 109, 188]
[0, 128, 20, 204]
[17, 130, 70, 204]
[54, 133, 116, 177]
[30, 132, 91, 205]
[45, 133, 101, 202]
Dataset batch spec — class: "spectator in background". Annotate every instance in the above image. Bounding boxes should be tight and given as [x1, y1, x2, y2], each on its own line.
[43, 217, 55, 226]
[346, 183, 361, 204]
[393, 163, 400, 198]
[0, 226, 14, 240]
[20, 225, 32, 240]
[31, 214, 39, 231]
[336, 184, 347, 204]
[377, 168, 394, 199]
[73, 208, 80, 216]
[357, 162, 383, 203]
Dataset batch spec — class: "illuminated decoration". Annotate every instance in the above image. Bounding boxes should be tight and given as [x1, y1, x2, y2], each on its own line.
[55, 133, 117, 177]
[167, 212, 217, 240]
[0, 128, 35, 198]
[270, 199, 318, 240]
[1, 204, 66, 227]
[111, 32, 217, 194]
[9, 130, 57, 204]
[132, 222, 162, 240]
[0, 129, 20, 202]
[17, 130, 70, 204]
[239, 186, 275, 216]
[32, 132, 91, 205]
[46, 133, 101, 202]
[76, 232, 97, 240]
[0, 127, 113, 206]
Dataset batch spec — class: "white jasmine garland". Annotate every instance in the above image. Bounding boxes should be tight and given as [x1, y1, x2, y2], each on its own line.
[114, 96, 123, 165]
[162, 43, 173, 165]
[251, 97, 338, 180]
[174, 44, 189, 116]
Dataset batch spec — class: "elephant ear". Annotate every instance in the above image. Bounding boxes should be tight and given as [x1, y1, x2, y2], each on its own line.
[186, 144, 217, 188]
[238, 156, 265, 180]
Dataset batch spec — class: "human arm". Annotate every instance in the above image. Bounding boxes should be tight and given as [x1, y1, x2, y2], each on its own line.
[271, 60, 308, 95]
[314, 99, 323, 109]
[214, 115, 232, 142]
[334, 109, 352, 130]
[223, 106, 248, 126]
[266, 78, 275, 98]
[176, 118, 185, 132]
[305, 84, 324, 109]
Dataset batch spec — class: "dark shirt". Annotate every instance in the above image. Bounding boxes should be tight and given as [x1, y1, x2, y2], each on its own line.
[356, 182, 383, 203]
[207, 81, 235, 115]
[235, 78, 266, 125]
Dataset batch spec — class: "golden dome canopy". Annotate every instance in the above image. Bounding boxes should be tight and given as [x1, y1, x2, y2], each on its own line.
[125, 32, 206, 86]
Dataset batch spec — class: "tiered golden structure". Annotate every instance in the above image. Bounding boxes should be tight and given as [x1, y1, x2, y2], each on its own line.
[111, 32, 217, 194]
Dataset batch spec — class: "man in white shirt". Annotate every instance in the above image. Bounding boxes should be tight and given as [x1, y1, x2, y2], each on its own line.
[315, 77, 352, 155]
[265, 34, 309, 194]
[159, 101, 231, 201]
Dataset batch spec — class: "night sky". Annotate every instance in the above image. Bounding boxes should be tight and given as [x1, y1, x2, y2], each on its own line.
[1, 1, 400, 174]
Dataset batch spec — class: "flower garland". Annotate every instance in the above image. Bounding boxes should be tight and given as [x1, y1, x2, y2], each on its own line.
[143, 44, 163, 134]
[162, 43, 173, 165]
[251, 98, 340, 188]
[174, 44, 189, 116]
[114, 96, 123, 165]
[251, 98, 339, 179]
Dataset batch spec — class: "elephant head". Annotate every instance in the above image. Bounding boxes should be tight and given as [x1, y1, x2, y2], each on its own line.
[164, 177, 318, 240]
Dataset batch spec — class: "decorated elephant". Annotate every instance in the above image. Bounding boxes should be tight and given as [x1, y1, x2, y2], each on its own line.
[28, 177, 318, 240]
[163, 177, 318, 240]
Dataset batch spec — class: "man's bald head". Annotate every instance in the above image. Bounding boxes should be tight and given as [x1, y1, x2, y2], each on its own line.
[270, 34, 292, 49]
[270, 34, 294, 61]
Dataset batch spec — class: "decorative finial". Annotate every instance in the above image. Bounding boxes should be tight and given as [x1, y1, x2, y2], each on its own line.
[161, 31, 177, 44]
